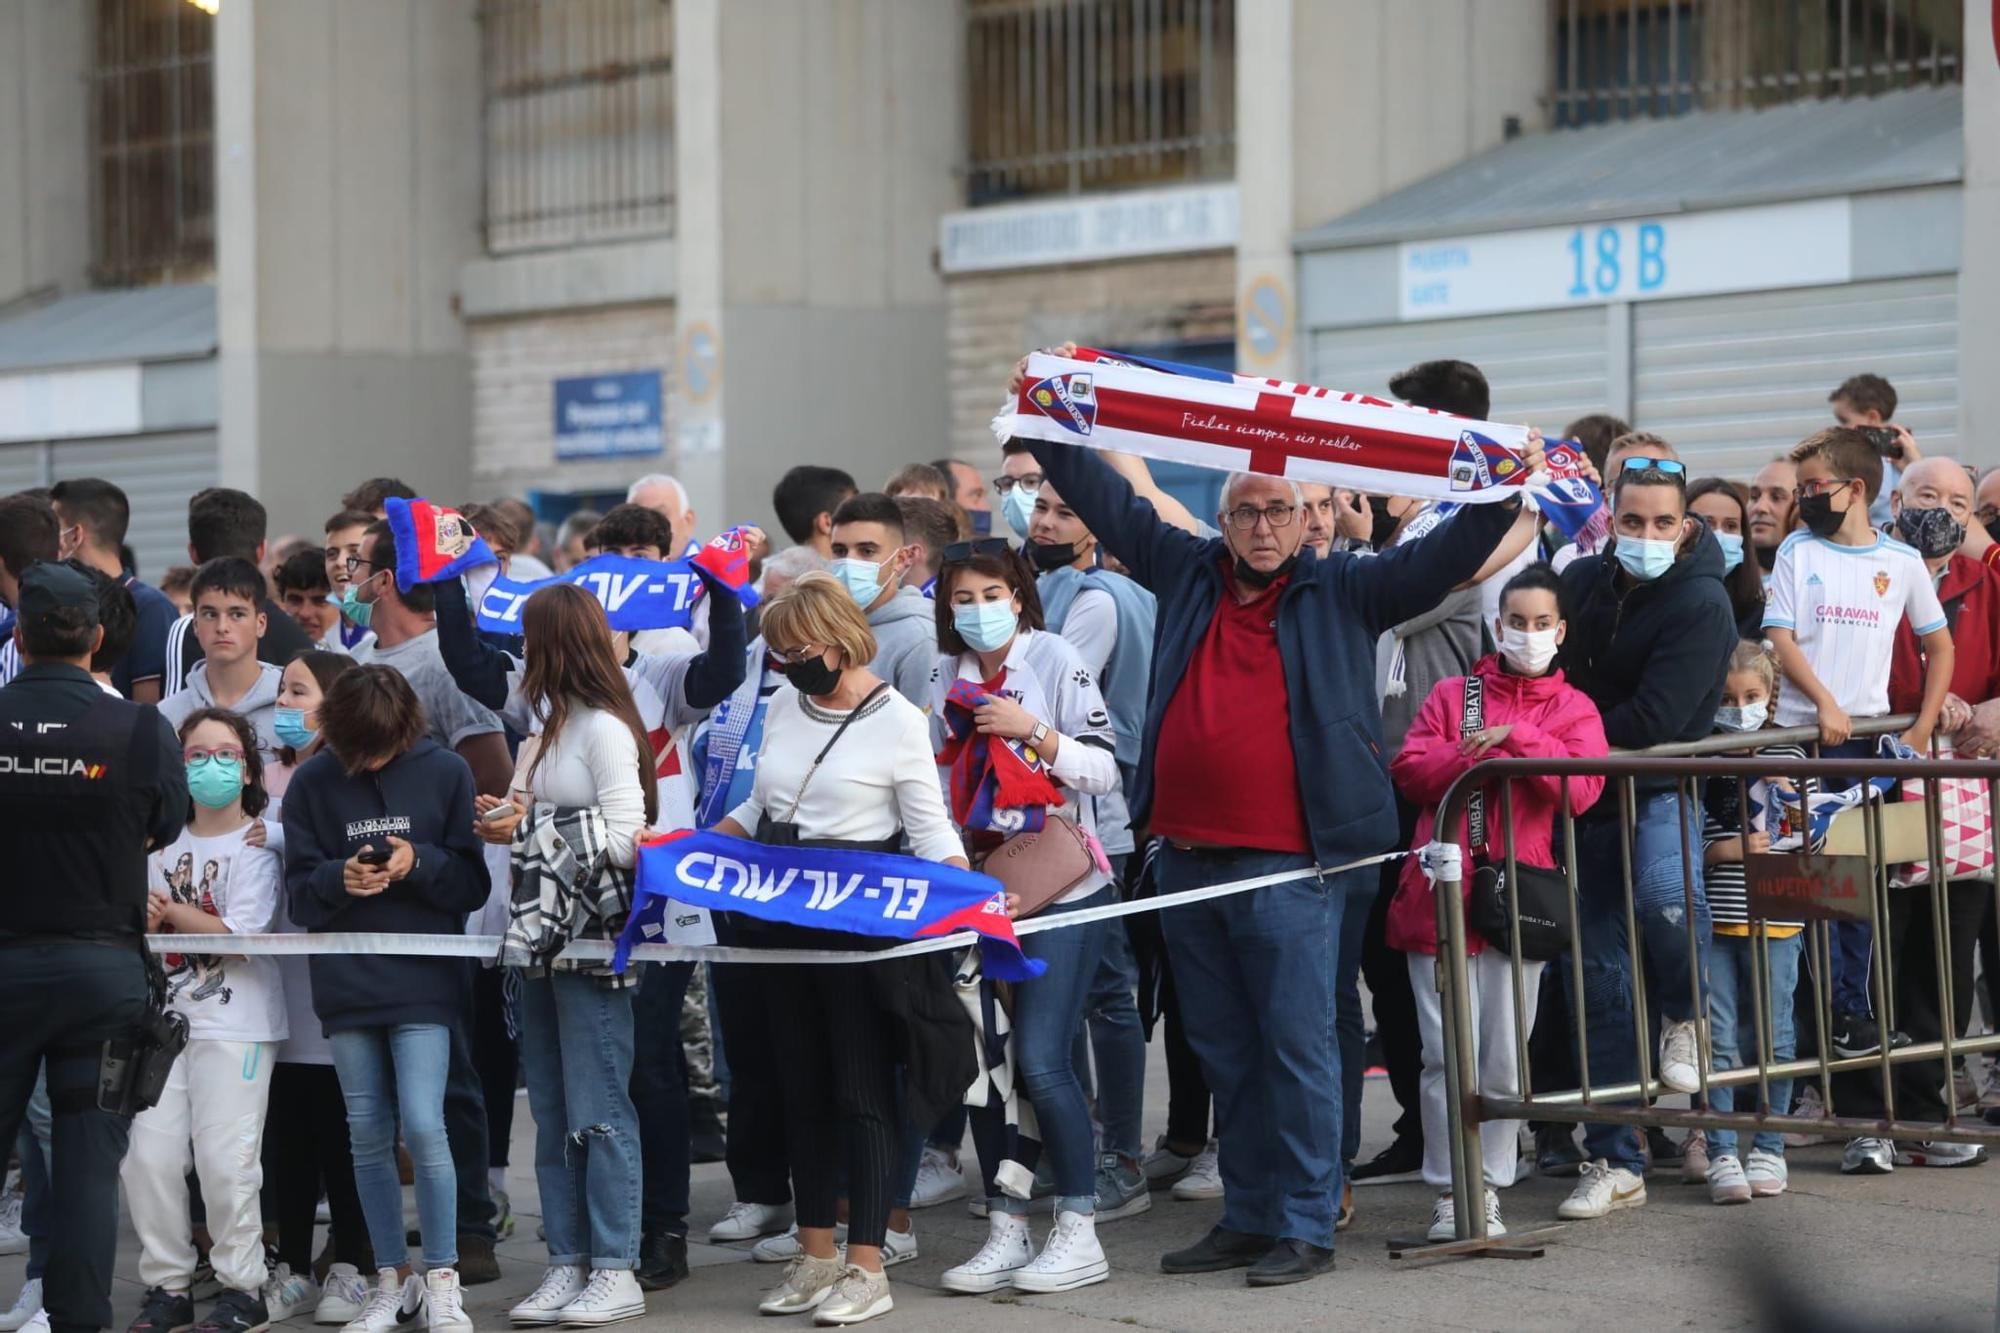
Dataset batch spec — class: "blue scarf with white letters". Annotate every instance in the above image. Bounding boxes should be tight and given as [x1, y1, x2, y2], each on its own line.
[617, 829, 1045, 980]
[475, 552, 751, 634]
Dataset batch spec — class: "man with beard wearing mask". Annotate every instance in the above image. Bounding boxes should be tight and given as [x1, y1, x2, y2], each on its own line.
[1012, 386, 1539, 1284]
[1553, 457, 1738, 1221]
[1746, 456, 1799, 587]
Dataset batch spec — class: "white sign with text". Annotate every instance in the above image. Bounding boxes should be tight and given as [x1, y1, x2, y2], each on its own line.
[941, 183, 1239, 274]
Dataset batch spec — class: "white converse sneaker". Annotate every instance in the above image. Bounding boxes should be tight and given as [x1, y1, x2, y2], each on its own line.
[315, 1265, 370, 1326]
[1426, 1192, 1457, 1243]
[262, 1264, 321, 1322]
[758, 1253, 845, 1316]
[880, 1226, 918, 1268]
[423, 1269, 472, 1333]
[1556, 1160, 1647, 1220]
[0, 1280, 42, 1333]
[1658, 1019, 1702, 1095]
[940, 1213, 1033, 1294]
[753, 1222, 847, 1263]
[508, 1265, 586, 1326]
[1482, 1187, 1507, 1237]
[1171, 1140, 1222, 1201]
[708, 1200, 794, 1243]
[339, 1270, 414, 1333]
[909, 1146, 970, 1209]
[810, 1267, 891, 1327]
[1010, 1209, 1108, 1294]
[554, 1270, 644, 1327]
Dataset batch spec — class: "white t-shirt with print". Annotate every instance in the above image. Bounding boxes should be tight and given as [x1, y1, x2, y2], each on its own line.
[147, 825, 289, 1043]
[1763, 530, 1948, 727]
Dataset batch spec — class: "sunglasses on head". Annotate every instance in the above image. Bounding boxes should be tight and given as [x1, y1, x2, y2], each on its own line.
[1620, 458, 1687, 481]
[942, 537, 1014, 565]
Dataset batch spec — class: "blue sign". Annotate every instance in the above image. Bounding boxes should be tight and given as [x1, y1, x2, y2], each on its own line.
[553, 371, 664, 460]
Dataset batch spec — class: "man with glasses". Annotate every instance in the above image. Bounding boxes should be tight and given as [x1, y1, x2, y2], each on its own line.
[1012, 404, 1540, 1287]
[994, 443, 1045, 541]
[1551, 445, 1740, 1220]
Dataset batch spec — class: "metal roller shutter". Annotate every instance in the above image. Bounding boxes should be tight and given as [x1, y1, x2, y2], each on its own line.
[49, 430, 217, 584]
[0, 444, 48, 496]
[1310, 305, 1613, 433]
[1632, 275, 1959, 477]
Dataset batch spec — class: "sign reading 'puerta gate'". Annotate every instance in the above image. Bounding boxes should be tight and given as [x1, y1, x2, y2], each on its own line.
[1744, 852, 1873, 923]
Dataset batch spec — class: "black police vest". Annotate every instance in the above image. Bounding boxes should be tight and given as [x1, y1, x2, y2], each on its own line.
[0, 691, 157, 938]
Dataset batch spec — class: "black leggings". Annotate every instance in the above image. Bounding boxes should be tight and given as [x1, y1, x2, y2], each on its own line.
[262, 1061, 370, 1272]
[1160, 955, 1211, 1147]
[711, 962, 791, 1206]
[765, 960, 904, 1249]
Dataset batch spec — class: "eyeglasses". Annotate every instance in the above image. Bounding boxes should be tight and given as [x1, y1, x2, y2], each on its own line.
[1223, 503, 1298, 531]
[767, 644, 826, 667]
[344, 555, 380, 577]
[991, 473, 1043, 495]
[942, 537, 1014, 564]
[1793, 478, 1855, 500]
[1620, 458, 1688, 481]
[184, 746, 246, 766]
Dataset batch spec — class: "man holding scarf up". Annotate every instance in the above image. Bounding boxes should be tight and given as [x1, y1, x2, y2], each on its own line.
[1012, 356, 1542, 1286]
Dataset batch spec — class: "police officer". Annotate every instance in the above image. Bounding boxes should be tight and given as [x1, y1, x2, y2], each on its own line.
[0, 563, 187, 1333]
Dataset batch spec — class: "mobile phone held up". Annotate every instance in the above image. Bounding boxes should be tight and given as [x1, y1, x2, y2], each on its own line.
[1859, 425, 1904, 461]
[356, 845, 392, 867]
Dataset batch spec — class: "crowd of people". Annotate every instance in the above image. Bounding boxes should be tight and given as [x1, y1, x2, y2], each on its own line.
[3, 353, 1999, 1333]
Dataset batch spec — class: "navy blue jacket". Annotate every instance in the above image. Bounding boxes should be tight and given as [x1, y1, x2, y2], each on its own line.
[1027, 440, 1520, 867]
[281, 738, 489, 1035]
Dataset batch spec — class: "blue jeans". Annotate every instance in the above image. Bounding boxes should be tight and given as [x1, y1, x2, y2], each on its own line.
[1335, 877, 1377, 1168]
[1576, 792, 1710, 1174]
[330, 1024, 456, 1269]
[518, 971, 643, 1268]
[1820, 738, 1878, 1016]
[1159, 848, 1344, 1248]
[972, 887, 1109, 1214]
[631, 961, 695, 1239]
[1705, 932, 1801, 1159]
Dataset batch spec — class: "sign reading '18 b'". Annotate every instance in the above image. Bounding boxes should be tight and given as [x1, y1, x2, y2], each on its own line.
[1395, 197, 1852, 321]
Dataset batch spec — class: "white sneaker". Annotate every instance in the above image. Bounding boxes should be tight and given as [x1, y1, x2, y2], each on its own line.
[1895, 1140, 1990, 1168]
[1425, 1192, 1457, 1243]
[423, 1269, 472, 1333]
[1141, 1137, 1195, 1183]
[881, 1227, 918, 1268]
[1171, 1140, 1222, 1201]
[0, 1190, 23, 1257]
[316, 1265, 370, 1326]
[1658, 1019, 1701, 1095]
[909, 1146, 970, 1209]
[15, 1315, 43, 1333]
[810, 1266, 891, 1326]
[508, 1265, 586, 1326]
[1707, 1154, 1752, 1205]
[753, 1222, 847, 1263]
[940, 1213, 1034, 1294]
[262, 1264, 321, 1322]
[1482, 1187, 1506, 1237]
[1841, 1136, 1896, 1175]
[0, 1280, 41, 1333]
[1010, 1209, 1108, 1294]
[758, 1253, 845, 1316]
[1556, 1160, 1647, 1220]
[709, 1199, 794, 1243]
[1744, 1149, 1788, 1197]
[554, 1269, 644, 1327]
[339, 1269, 415, 1333]
[1784, 1083, 1828, 1147]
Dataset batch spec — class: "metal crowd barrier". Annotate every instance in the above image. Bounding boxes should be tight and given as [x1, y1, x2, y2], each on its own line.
[1397, 715, 2000, 1262]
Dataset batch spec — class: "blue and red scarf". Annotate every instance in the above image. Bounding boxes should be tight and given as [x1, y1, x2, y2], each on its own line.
[937, 672, 1063, 839]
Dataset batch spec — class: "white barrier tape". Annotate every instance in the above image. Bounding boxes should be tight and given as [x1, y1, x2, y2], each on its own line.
[144, 848, 1407, 966]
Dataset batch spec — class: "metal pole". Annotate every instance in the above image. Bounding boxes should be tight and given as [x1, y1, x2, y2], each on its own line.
[1435, 780, 1485, 1243]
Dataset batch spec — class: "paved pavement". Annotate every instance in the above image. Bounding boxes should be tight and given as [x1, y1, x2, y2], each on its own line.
[9, 1054, 2000, 1331]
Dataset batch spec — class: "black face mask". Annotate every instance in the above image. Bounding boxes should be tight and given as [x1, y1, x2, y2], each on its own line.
[1367, 496, 1400, 549]
[1795, 491, 1846, 539]
[779, 655, 842, 698]
[1233, 553, 1297, 590]
[1985, 517, 2000, 546]
[1028, 541, 1078, 572]
[1894, 506, 1966, 560]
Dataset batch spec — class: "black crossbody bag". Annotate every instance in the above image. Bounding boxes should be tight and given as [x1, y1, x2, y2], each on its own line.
[1460, 675, 1574, 961]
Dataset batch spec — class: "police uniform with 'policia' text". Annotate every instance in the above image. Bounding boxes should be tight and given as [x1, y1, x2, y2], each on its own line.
[0, 563, 187, 1333]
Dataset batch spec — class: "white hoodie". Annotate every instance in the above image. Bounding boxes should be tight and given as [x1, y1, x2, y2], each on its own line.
[159, 659, 285, 757]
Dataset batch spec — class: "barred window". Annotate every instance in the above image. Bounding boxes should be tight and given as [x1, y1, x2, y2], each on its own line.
[1553, 0, 1962, 127]
[91, 0, 215, 287]
[479, 0, 676, 254]
[965, 0, 1235, 206]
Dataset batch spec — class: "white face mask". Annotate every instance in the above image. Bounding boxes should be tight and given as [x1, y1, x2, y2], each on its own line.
[1499, 626, 1560, 676]
[1715, 701, 1769, 733]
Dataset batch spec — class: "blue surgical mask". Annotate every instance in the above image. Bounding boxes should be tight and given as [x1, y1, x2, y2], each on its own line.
[1715, 701, 1768, 734]
[1614, 536, 1678, 582]
[1715, 532, 1744, 574]
[954, 601, 1019, 653]
[273, 706, 315, 750]
[336, 580, 374, 629]
[185, 756, 245, 810]
[831, 557, 890, 608]
[1001, 486, 1038, 539]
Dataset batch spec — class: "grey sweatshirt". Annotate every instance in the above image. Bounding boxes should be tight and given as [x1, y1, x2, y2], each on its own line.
[158, 659, 285, 755]
[869, 586, 939, 710]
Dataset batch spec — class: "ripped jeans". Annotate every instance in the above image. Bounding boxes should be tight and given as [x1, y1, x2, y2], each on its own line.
[1575, 793, 1710, 1176]
[518, 970, 643, 1269]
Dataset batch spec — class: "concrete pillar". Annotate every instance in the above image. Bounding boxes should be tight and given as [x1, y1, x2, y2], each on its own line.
[0, 0, 90, 304]
[1232, 0, 1294, 379]
[1960, 1, 2000, 463]
[670, 0, 959, 537]
[215, 0, 482, 537]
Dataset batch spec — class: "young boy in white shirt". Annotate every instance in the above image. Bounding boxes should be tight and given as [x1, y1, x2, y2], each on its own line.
[1763, 426, 1954, 1061]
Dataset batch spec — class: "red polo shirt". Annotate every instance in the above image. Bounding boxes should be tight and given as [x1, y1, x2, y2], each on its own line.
[1889, 552, 2000, 710]
[1150, 570, 1311, 853]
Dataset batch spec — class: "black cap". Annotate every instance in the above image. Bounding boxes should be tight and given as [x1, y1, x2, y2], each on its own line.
[17, 562, 100, 629]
